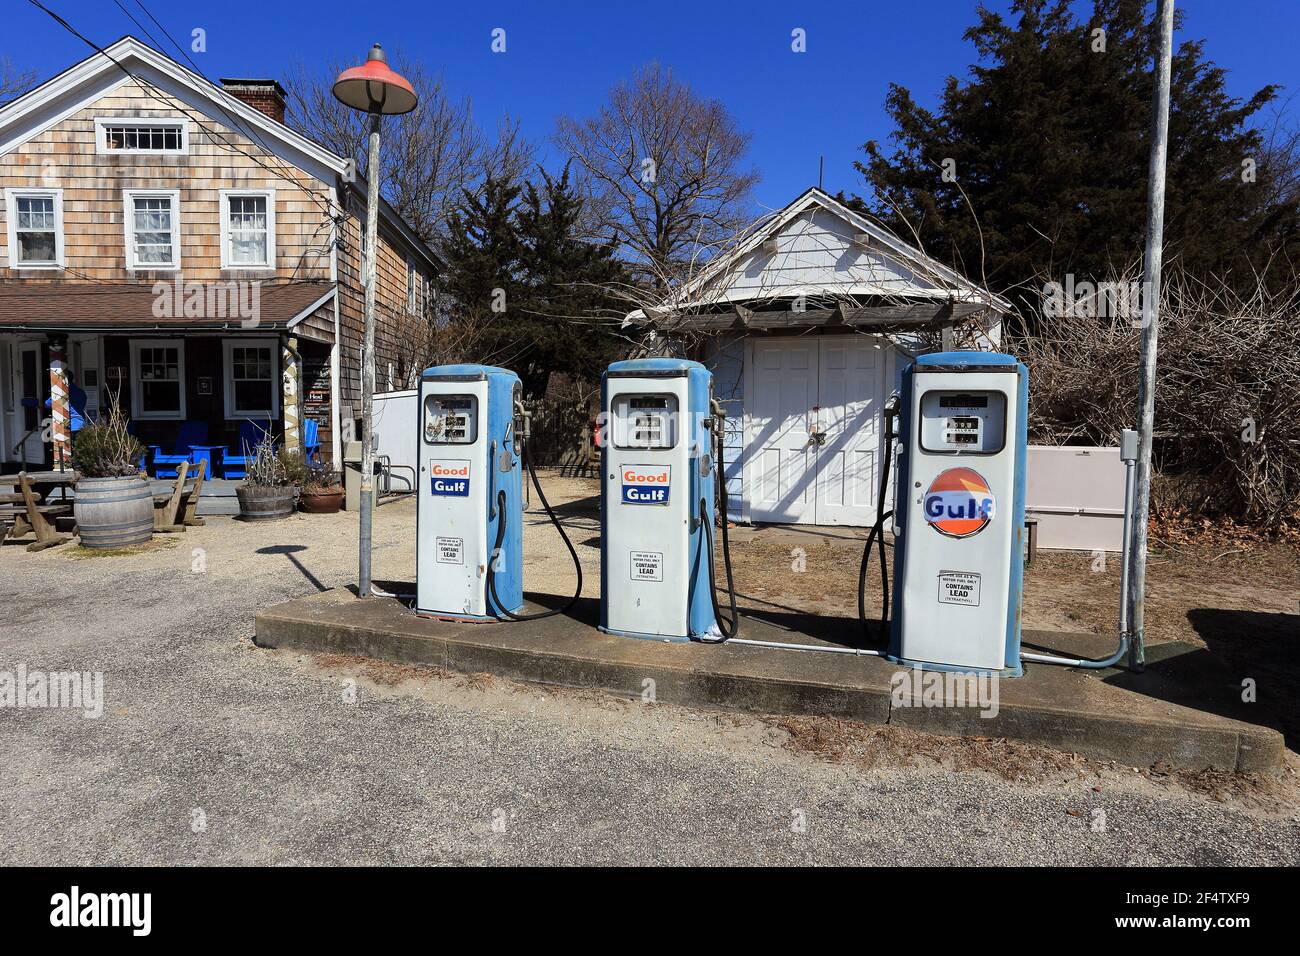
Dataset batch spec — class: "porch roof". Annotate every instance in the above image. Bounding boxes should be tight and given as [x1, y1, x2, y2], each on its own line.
[0, 281, 335, 336]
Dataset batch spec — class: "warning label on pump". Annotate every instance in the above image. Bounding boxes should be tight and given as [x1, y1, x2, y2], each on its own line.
[436, 536, 464, 565]
[937, 571, 981, 606]
[630, 550, 663, 582]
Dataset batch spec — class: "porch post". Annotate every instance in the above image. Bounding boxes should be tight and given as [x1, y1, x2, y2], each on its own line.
[281, 334, 302, 459]
[48, 335, 72, 471]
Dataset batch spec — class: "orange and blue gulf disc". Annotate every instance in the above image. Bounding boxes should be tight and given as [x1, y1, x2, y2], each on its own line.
[923, 467, 997, 538]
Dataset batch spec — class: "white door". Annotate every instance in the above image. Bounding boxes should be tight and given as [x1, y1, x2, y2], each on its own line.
[747, 338, 818, 523]
[814, 338, 881, 525]
[745, 336, 883, 526]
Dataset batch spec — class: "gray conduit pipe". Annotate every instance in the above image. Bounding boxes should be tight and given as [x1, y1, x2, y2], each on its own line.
[1020, 429, 1139, 671]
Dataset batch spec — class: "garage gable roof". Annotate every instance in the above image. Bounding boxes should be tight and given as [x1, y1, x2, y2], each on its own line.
[629, 187, 1012, 322]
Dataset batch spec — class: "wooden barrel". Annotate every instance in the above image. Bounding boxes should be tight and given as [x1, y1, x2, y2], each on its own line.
[73, 476, 153, 548]
[236, 486, 296, 520]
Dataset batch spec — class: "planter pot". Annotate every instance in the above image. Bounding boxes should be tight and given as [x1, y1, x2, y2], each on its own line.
[74, 475, 153, 549]
[299, 488, 344, 514]
[236, 485, 297, 521]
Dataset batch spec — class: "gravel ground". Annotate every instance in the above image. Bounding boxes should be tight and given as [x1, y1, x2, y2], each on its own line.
[1, 475, 1297, 866]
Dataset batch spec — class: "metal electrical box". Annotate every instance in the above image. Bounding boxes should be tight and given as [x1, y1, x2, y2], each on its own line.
[415, 364, 523, 620]
[600, 358, 718, 642]
[889, 351, 1028, 675]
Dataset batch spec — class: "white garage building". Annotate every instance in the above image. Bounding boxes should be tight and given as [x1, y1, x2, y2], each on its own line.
[628, 188, 1012, 527]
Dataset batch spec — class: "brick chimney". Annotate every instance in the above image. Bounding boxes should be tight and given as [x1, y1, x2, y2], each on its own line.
[220, 78, 288, 125]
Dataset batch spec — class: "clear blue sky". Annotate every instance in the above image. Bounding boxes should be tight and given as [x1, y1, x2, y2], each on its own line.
[9, 0, 1297, 214]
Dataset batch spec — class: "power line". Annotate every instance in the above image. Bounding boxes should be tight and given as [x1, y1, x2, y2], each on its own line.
[26, 0, 341, 223]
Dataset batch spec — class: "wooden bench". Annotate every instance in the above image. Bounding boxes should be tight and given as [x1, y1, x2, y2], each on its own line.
[153, 458, 207, 532]
[2, 474, 72, 552]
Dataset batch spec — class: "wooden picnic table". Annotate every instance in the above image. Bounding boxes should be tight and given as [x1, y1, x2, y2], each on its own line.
[0, 470, 76, 551]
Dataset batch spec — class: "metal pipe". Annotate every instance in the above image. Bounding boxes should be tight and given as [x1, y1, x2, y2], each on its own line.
[728, 642, 889, 658]
[1126, 0, 1175, 673]
[358, 112, 381, 598]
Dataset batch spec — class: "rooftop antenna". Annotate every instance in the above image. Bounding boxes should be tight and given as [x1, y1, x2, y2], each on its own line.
[818, 156, 824, 191]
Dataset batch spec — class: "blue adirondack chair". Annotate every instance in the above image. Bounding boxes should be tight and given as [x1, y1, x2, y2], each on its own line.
[304, 418, 321, 465]
[124, 421, 149, 474]
[149, 420, 208, 478]
[222, 420, 272, 479]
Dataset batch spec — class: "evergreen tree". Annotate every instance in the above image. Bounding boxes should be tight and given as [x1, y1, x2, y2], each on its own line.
[439, 168, 628, 397]
[515, 165, 628, 397]
[846, 0, 1297, 319]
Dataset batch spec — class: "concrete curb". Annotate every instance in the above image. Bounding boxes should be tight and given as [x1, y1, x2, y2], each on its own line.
[255, 589, 1284, 774]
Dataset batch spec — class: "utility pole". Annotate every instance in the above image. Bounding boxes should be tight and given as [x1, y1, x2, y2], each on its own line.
[1127, 0, 1175, 671]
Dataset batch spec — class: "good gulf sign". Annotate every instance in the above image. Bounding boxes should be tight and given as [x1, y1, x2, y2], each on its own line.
[924, 467, 995, 537]
[429, 459, 470, 497]
[621, 464, 670, 504]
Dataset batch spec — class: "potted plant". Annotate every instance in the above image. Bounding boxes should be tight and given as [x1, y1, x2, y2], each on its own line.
[73, 403, 153, 548]
[235, 432, 302, 521]
[299, 460, 344, 514]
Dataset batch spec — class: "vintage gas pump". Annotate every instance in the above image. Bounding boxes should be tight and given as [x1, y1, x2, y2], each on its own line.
[416, 364, 523, 620]
[600, 358, 725, 642]
[887, 351, 1028, 676]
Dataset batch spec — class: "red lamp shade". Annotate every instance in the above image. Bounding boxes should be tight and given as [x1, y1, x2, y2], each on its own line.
[332, 44, 417, 115]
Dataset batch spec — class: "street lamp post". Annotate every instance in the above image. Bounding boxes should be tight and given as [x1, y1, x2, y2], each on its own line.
[332, 44, 417, 598]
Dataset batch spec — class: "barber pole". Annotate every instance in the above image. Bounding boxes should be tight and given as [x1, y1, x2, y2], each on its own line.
[49, 337, 72, 470]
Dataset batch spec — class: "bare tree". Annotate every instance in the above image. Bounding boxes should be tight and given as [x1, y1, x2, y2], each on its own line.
[0, 57, 37, 102]
[283, 54, 483, 248]
[555, 62, 759, 286]
[1017, 261, 1300, 527]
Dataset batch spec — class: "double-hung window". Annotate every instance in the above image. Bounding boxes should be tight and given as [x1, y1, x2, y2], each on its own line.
[123, 189, 181, 270]
[131, 339, 186, 420]
[5, 188, 64, 269]
[220, 189, 276, 269]
[223, 338, 279, 420]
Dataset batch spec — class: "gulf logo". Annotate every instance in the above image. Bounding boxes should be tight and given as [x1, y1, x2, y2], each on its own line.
[923, 467, 996, 538]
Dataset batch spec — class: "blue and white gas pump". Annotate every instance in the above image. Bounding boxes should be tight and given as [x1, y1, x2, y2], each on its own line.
[415, 364, 581, 622]
[599, 358, 735, 642]
[886, 351, 1029, 676]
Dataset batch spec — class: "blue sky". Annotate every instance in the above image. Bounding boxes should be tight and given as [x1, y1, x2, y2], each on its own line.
[9, 0, 1297, 213]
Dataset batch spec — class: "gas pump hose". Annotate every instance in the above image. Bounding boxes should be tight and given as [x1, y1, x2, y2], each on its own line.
[700, 416, 741, 643]
[858, 401, 899, 644]
[484, 436, 583, 621]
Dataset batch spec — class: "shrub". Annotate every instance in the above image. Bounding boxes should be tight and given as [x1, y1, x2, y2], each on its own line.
[74, 403, 145, 478]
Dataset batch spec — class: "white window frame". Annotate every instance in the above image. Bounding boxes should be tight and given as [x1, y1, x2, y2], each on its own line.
[222, 337, 280, 420]
[95, 117, 189, 156]
[406, 258, 419, 314]
[130, 338, 187, 421]
[4, 187, 65, 270]
[123, 189, 182, 272]
[219, 188, 277, 270]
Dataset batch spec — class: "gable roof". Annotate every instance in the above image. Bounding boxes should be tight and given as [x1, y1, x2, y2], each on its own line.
[0, 35, 437, 270]
[630, 187, 1011, 322]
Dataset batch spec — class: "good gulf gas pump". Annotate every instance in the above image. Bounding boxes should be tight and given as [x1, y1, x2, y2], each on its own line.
[416, 364, 523, 620]
[415, 364, 582, 622]
[887, 351, 1028, 676]
[600, 358, 733, 642]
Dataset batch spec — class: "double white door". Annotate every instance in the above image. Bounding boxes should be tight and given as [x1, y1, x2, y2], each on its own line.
[746, 337, 886, 526]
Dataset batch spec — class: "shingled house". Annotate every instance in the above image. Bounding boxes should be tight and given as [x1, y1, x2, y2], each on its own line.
[0, 36, 437, 473]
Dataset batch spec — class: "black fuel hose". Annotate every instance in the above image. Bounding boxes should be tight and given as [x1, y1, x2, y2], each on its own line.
[700, 421, 740, 643]
[484, 436, 583, 621]
[858, 422, 897, 642]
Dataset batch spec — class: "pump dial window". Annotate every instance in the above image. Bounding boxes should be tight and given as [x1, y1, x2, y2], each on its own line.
[424, 394, 478, 445]
[919, 390, 1007, 454]
[612, 393, 678, 450]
